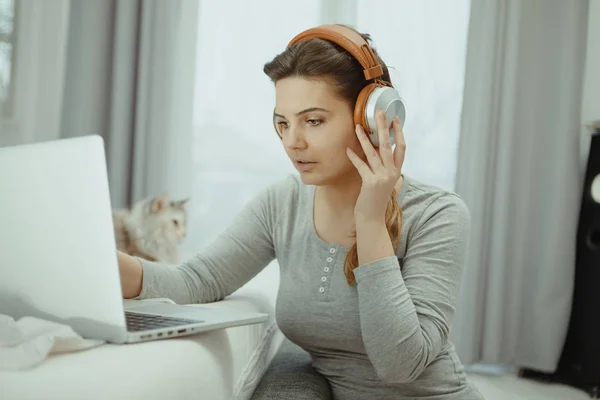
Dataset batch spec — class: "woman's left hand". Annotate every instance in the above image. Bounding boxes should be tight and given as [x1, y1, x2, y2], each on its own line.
[346, 110, 406, 222]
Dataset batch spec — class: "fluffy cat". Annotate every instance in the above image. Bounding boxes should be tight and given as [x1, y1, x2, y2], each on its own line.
[112, 194, 188, 264]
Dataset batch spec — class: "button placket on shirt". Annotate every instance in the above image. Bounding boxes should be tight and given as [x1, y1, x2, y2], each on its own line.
[319, 247, 337, 296]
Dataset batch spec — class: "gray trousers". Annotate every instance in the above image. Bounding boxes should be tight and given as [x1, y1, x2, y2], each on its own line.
[250, 339, 332, 400]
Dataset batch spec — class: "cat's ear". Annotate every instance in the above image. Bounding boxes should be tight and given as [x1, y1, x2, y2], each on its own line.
[151, 194, 170, 213]
[172, 198, 189, 209]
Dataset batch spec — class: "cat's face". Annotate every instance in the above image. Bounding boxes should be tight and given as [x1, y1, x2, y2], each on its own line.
[146, 194, 188, 242]
[125, 194, 189, 246]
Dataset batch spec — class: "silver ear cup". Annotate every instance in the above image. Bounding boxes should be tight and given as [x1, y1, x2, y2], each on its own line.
[365, 86, 406, 147]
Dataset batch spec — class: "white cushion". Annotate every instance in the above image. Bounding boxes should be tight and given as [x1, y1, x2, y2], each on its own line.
[0, 261, 283, 400]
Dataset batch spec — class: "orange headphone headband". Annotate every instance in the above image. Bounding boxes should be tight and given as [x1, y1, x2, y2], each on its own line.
[287, 24, 385, 82]
[280, 24, 405, 147]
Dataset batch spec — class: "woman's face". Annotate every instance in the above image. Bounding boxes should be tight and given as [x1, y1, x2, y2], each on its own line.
[273, 76, 363, 186]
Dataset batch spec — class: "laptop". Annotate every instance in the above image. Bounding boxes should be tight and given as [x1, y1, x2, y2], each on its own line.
[0, 135, 268, 344]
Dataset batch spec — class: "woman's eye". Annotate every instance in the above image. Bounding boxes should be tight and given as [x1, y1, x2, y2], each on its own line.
[277, 121, 289, 130]
[307, 119, 323, 126]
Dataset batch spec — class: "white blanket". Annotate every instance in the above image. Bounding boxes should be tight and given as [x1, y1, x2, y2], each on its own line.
[0, 313, 105, 370]
[0, 261, 283, 400]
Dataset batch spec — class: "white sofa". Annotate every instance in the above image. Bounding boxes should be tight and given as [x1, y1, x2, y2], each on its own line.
[0, 261, 284, 400]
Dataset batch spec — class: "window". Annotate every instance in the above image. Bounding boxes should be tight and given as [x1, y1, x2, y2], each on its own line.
[187, 0, 320, 253]
[0, 0, 15, 118]
[355, 0, 471, 191]
[188, 0, 470, 253]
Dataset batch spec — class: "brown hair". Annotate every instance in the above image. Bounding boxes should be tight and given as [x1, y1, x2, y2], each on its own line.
[263, 25, 403, 286]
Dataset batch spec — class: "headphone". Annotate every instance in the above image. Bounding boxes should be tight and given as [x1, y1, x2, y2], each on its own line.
[281, 24, 406, 147]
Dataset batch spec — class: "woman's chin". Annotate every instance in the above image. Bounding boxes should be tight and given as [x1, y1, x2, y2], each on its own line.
[298, 171, 319, 185]
[297, 171, 339, 187]
[297, 167, 360, 187]
[296, 170, 329, 185]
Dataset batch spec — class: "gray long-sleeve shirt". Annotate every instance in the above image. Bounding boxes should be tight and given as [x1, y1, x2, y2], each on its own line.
[136, 174, 485, 399]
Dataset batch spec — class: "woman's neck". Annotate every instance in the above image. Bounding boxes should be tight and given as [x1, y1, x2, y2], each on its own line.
[315, 173, 363, 217]
[315, 173, 406, 218]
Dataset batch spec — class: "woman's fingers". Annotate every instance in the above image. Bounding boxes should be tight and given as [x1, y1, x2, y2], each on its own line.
[351, 112, 404, 182]
[393, 116, 406, 171]
[346, 147, 373, 179]
[376, 111, 394, 168]
[355, 124, 384, 172]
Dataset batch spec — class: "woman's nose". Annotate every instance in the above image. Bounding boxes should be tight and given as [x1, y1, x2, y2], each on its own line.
[284, 125, 307, 149]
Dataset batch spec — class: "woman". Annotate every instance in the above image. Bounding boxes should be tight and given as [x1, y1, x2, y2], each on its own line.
[118, 24, 484, 400]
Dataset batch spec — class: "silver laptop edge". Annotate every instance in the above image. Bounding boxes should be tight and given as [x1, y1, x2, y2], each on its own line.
[0, 135, 268, 344]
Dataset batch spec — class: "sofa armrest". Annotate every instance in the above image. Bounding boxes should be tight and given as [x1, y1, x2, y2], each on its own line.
[250, 339, 332, 400]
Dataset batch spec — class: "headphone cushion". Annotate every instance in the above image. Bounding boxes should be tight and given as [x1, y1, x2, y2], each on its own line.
[354, 84, 378, 132]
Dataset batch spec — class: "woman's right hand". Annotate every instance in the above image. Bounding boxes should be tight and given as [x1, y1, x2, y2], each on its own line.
[117, 250, 143, 298]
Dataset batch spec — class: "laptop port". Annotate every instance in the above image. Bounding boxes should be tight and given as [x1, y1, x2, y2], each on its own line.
[177, 329, 186, 334]
[140, 334, 152, 340]
[157, 333, 163, 337]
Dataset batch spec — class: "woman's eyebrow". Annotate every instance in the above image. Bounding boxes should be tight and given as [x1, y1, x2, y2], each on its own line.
[274, 107, 331, 119]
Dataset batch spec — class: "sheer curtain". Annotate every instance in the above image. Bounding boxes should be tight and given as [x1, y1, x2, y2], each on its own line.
[450, 0, 589, 372]
[0, 0, 15, 117]
[0, 0, 198, 209]
[186, 0, 470, 257]
[0, 0, 70, 146]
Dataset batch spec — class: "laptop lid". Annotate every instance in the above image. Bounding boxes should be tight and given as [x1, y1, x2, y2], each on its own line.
[0, 135, 128, 342]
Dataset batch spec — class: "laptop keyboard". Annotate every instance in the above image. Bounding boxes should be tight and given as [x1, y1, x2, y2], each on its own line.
[125, 311, 201, 332]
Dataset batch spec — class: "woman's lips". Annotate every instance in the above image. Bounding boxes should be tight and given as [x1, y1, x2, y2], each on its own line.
[295, 161, 317, 172]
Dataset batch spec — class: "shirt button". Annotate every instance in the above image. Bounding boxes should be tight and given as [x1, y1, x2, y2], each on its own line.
[327, 257, 333, 262]
[319, 287, 325, 293]
[321, 276, 327, 282]
[324, 267, 330, 272]
[330, 248, 336, 254]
